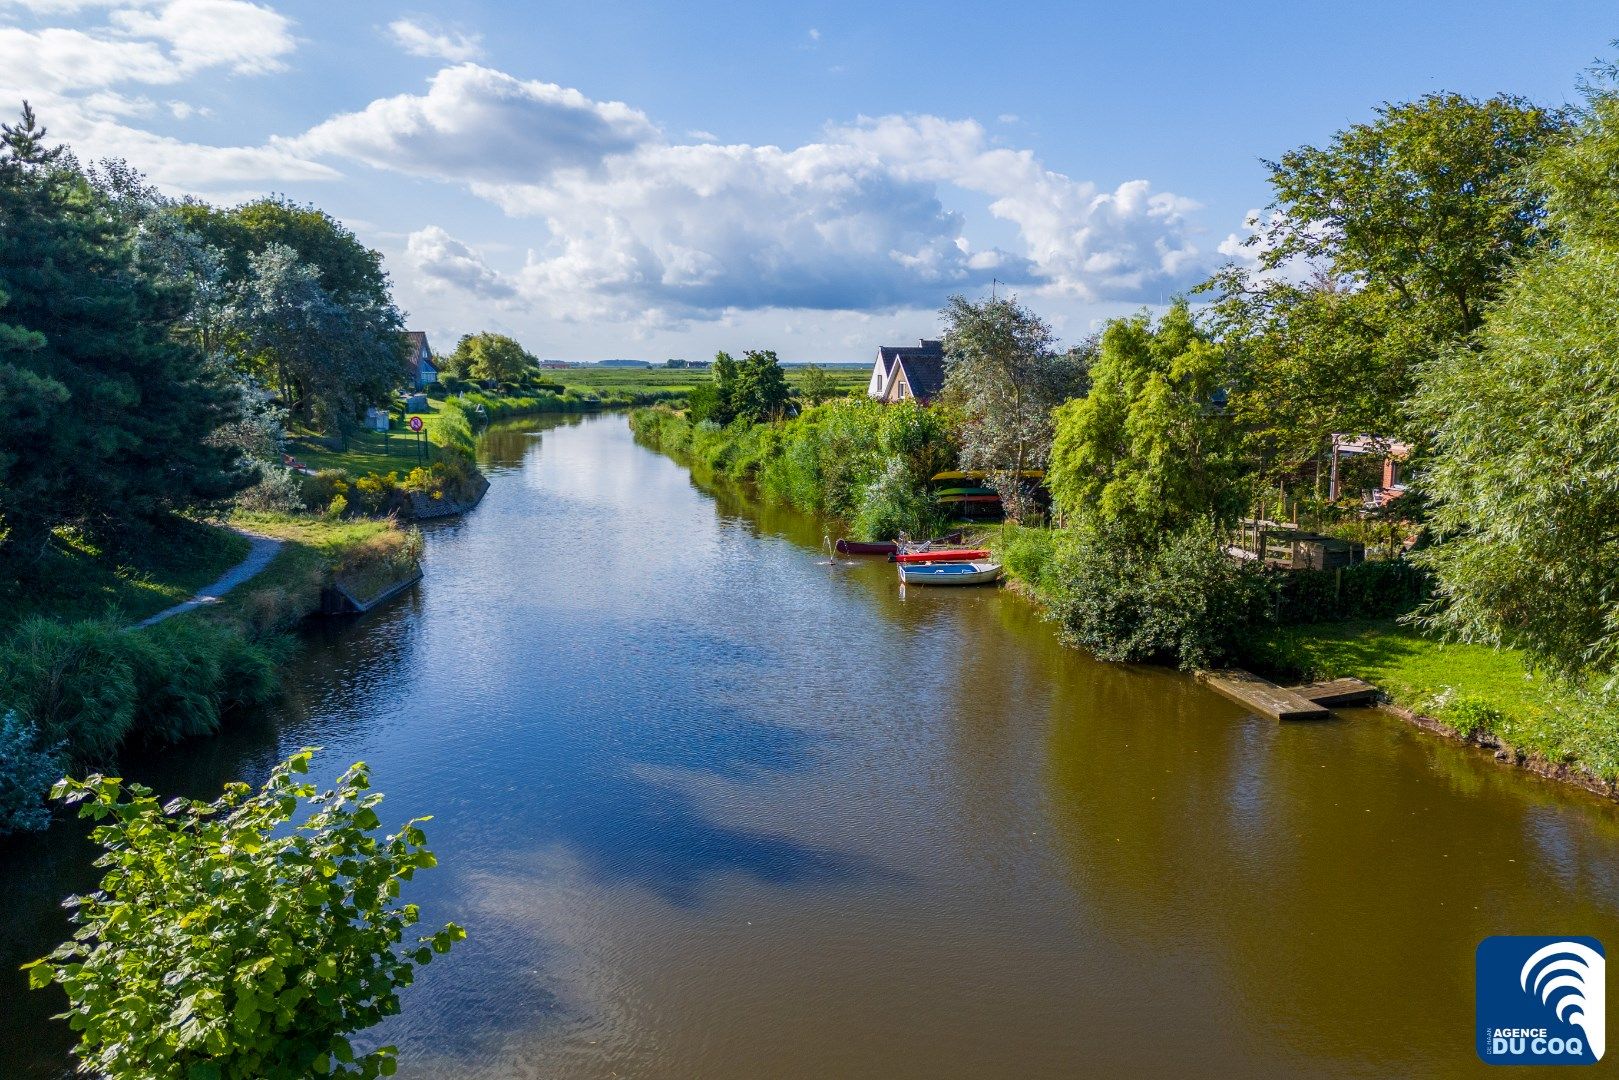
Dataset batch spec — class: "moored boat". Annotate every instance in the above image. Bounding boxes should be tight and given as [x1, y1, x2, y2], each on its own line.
[890, 548, 990, 564]
[896, 560, 1003, 586]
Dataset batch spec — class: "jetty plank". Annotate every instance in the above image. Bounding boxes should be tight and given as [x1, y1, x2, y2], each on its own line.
[1197, 669, 1331, 720]
[1289, 677, 1379, 707]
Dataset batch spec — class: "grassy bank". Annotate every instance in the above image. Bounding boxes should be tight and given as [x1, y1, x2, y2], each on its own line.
[0, 517, 250, 631]
[989, 523, 1619, 782]
[1242, 620, 1618, 779]
[0, 512, 424, 837]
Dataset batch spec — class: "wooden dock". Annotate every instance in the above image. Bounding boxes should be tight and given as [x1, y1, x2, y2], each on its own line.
[1290, 677, 1380, 708]
[1197, 669, 1332, 720]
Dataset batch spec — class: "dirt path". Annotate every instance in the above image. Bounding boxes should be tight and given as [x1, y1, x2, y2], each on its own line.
[135, 531, 285, 628]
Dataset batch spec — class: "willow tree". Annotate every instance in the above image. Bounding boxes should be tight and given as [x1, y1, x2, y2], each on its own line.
[940, 295, 1088, 521]
[1047, 302, 1244, 537]
[1413, 80, 1619, 681]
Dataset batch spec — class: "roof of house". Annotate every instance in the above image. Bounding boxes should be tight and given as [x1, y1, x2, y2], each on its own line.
[403, 331, 430, 358]
[876, 338, 947, 400]
[895, 352, 947, 401]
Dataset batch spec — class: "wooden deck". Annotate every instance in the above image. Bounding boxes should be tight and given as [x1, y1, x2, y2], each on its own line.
[1289, 677, 1380, 708]
[1197, 669, 1332, 720]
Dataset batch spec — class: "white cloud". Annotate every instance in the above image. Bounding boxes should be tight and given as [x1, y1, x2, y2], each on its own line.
[0, 1, 293, 92]
[287, 64, 657, 184]
[292, 66, 1206, 323]
[387, 17, 483, 62]
[0, 2, 313, 195]
[406, 225, 517, 300]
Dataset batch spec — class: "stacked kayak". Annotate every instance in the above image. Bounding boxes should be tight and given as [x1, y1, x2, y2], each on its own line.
[897, 560, 1003, 586]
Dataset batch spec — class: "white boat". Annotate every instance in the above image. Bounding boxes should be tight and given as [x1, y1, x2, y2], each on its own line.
[896, 560, 1003, 586]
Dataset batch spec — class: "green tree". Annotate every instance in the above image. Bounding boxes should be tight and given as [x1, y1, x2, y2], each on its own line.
[447, 332, 537, 384]
[1411, 77, 1619, 682]
[796, 363, 836, 406]
[1047, 302, 1244, 535]
[228, 245, 405, 431]
[1204, 92, 1566, 492]
[176, 197, 393, 311]
[940, 295, 1088, 521]
[26, 749, 464, 1080]
[0, 105, 247, 561]
[728, 349, 792, 423]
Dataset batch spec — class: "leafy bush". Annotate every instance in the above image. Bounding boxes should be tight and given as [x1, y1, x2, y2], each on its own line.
[424, 381, 447, 399]
[0, 710, 63, 838]
[993, 524, 1062, 595]
[1046, 520, 1273, 668]
[302, 470, 350, 512]
[234, 464, 307, 513]
[852, 457, 942, 541]
[26, 750, 465, 1080]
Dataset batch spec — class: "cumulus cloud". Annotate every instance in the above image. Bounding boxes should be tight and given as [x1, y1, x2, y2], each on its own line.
[0, 1, 319, 195]
[287, 64, 656, 184]
[293, 66, 1206, 323]
[0, 1, 293, 92]
[387, 17, 483, 62]
[406, 225, 517, 300]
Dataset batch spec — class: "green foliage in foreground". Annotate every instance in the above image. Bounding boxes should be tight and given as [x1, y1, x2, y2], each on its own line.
[1243, 620, 1619, 779]
[25, 750, 465, 1079]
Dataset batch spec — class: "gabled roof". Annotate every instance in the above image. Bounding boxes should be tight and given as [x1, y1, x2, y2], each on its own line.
[894, 352, 947, 402]
[403, 331, 430, 358]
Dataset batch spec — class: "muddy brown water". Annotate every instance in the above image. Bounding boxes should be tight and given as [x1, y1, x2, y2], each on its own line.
[2, 412, 1616, 1077]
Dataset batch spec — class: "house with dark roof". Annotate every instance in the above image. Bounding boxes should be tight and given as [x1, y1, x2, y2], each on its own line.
[867, 339, 947, 404]
[402, 331, 439, 390]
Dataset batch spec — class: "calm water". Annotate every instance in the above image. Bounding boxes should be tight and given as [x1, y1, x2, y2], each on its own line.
[3, 412, 1618, 1078]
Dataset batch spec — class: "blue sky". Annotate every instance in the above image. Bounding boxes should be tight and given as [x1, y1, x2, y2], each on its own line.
[3, 1, 1613, 359]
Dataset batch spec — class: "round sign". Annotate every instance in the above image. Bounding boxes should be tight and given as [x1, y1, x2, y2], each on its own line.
[409, 416, 424, 433]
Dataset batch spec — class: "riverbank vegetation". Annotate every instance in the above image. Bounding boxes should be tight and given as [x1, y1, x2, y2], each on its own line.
[632, 70, 1619, 783]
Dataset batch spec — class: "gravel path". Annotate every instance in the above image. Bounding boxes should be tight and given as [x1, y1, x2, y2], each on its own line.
[135, 531, 285, 628]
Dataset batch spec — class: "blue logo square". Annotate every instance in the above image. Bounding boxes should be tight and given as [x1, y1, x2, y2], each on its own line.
[1477, 936, 1605, 1065]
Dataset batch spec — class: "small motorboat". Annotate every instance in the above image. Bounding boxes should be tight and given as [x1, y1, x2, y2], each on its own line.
[835, 531, 963, 556]
[897, 560, 1003, 586]
[890, 548, 991, 564]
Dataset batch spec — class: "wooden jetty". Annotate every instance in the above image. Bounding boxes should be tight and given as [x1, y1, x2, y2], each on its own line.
[1290, 677, 1380, 708]
[1198, 669, 1330, 719]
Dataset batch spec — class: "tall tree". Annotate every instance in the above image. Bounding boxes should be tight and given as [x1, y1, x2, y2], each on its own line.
[1412, 79, 1619, 681]
[727, 349, 792, 423]
[0, 105, 246, 560]
[1205, 93, 1566, 496]
[447, 332, 537, 384]
[940, 295, 1088, 521]
[228, 245, 405, 432]
[1047, 302, 1244, 535]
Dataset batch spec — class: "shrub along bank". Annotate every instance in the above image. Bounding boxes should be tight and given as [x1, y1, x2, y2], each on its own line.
[630, 398, 957, 541]
[0, 513, 422, 838]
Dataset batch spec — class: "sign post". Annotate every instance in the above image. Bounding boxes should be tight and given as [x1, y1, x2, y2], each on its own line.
[409, 415, 425, 464]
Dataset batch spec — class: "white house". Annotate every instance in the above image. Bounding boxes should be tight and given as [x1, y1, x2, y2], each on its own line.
[867, 339, 947, 404]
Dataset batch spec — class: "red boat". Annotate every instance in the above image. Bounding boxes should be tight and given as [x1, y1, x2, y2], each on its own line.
[890, 548, 991, 564]
[835, 531, 963, 556]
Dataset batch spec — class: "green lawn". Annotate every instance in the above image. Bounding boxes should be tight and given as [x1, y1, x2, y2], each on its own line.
[287, 399, 454, 477]
[0, 517, 250, 631]
[1246, 619, 1619, 778]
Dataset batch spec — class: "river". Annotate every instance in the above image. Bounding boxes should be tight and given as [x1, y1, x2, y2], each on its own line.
[3, 412, 1618, 1078]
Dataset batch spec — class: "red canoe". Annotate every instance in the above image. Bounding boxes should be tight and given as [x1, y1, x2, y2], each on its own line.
[835, 531, 963, 556]
[890, 548, 991, 564]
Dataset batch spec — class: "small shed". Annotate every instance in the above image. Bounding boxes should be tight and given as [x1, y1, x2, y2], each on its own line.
[1231, 520, 1365, 570]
